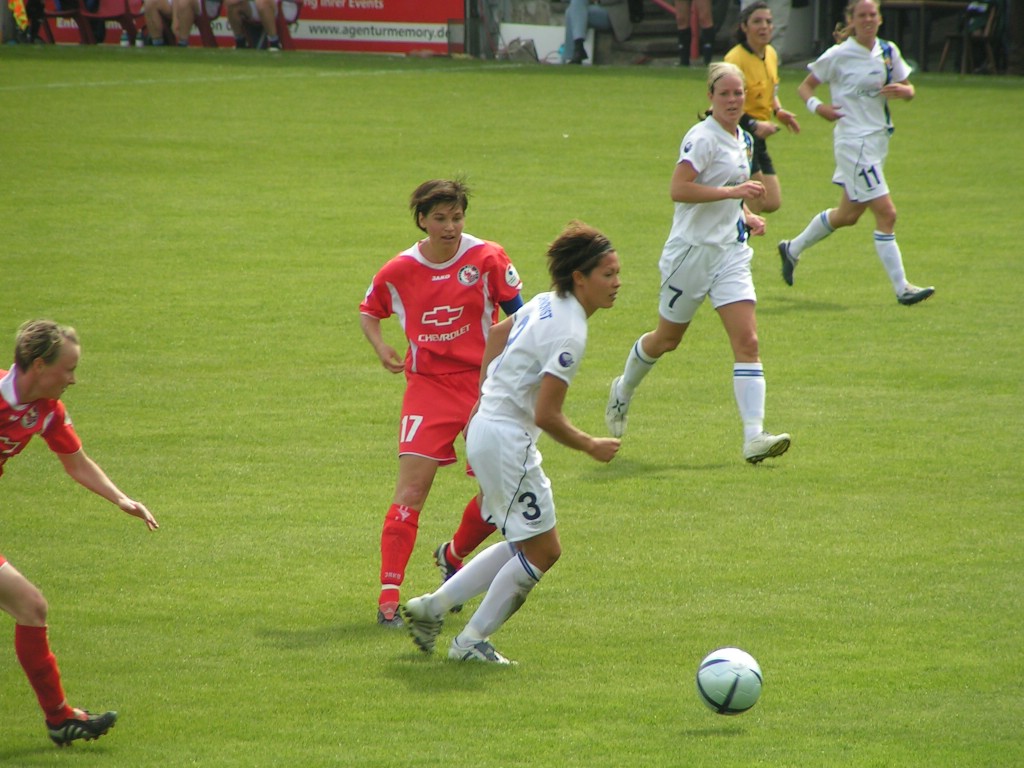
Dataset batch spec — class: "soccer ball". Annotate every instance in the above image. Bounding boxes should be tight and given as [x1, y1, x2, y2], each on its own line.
[696, 647, 763, 715]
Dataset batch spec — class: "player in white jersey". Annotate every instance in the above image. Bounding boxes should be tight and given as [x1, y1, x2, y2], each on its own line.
[777, 0, 935, 306]
[605, 62, 790, 465]
[401, 222, 621, 664]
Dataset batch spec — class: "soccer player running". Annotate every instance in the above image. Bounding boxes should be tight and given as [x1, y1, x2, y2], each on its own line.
[360, 179, 524, 628]
[605, 62, 790, 465]
[402, 221, 621, 664]
[0, 320, 159, 747]
[777, 0, 934, 306]
[724, 0, 801, 214]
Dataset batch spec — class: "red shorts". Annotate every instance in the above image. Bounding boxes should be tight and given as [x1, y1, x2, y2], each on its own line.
[0, 554, 6, 568]
[399, 371, 478, 466]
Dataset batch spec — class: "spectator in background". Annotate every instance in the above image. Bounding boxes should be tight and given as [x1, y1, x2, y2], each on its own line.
[675, 0, 715, 65]
[143, 0, 174, 44]
[225, 0, 280, 49]
[563, 0, 633, 64]
[725, 0, 801, 213]
[0, 320, 159, 747]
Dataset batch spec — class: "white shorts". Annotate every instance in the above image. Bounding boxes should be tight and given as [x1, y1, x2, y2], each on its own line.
[465, 417, 556, 543]
[657, 241, 756, 324]
[832, 132, 891, 203]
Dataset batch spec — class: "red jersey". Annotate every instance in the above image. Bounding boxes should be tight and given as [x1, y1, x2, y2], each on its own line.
[0, 366, 82, 479]
[360, 233, 522, 375]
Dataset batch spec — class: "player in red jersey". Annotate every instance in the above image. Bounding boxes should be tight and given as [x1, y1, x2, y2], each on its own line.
[0, 320, 159, 747]
[360, 179, 524, 627]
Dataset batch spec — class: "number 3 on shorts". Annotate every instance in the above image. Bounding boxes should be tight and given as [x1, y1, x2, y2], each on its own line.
[517, 491, 542, 521]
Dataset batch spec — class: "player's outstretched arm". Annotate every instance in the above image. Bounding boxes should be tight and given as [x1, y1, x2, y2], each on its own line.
[58, 449, 159, 530]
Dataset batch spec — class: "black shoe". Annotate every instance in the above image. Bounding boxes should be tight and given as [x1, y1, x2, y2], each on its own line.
[48, 710, 117, 747]
[778, 240, 796, 286]
[569, 39, 587, 64]
[896, 284, 935, 306]
[377, 604, 404, 629]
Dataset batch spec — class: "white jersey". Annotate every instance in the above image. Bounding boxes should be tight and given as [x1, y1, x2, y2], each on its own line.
[664, 117, 752, 252]
[476, 291, 588, 442]
[808, 36, 912, 139]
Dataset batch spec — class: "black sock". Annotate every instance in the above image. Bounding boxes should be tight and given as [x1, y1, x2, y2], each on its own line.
[677, 28, 692, 65]
[700, 27, 715, 65]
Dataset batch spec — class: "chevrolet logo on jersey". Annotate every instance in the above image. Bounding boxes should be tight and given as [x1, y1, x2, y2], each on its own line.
[422, 305, 464, 327]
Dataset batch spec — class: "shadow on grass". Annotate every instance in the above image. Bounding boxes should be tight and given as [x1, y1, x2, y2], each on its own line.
[756, 293, 849, 315]
[587, 456, 737, 479]
[677, 725, 749, 737]
[0, 741, 115, 763]
[381, 650, 520, 693]
[256, 622, 382, 650]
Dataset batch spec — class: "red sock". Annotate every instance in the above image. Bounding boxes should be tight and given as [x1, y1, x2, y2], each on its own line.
[379, 504, 420, 605]
[14, 624, 74, 725]
[450, 496, 496, 563]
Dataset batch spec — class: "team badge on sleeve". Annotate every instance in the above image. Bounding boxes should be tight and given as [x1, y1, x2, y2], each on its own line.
[557, 351, 575, 369]
[505, 264, 522, 288]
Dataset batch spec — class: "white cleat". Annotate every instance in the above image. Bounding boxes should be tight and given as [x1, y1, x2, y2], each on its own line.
[401, 595, 444, 653]
[605, 375, 630, 438]
[743, 432, 791, 464]
[448, 636, 516, 665]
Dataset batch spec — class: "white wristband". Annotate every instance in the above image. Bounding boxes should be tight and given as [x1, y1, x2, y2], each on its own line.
[806, 97, 823, 114]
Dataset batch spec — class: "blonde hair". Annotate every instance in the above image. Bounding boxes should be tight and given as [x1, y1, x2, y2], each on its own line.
[836, 0, 882, 41]
[707, 62, 745, 94]
[14, 320, 79, 372]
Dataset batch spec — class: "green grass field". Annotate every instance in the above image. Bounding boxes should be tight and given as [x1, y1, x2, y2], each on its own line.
[1, 46, 1021, 767]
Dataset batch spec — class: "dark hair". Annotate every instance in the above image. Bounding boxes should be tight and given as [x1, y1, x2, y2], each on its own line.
[735, 0, 770, 44]
[14, 320, 79, 373]
[409, 179, 470, 232]
[546, 221, 615, 297]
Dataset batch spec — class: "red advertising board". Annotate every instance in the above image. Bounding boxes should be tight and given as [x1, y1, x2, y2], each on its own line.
[49, 0, 466, 54]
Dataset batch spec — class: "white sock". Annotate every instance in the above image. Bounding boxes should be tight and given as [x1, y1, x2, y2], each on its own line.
[733, 362, 766, 442]
[873, 231, 908, 292]
[789, 210, 834, 259]
[461, 552, 543, 642]
[619, 334, 658, 397]
[432, 541, 515, 614]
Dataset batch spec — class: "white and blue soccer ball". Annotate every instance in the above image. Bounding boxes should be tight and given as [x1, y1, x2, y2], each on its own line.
[696, 647, 763, 715]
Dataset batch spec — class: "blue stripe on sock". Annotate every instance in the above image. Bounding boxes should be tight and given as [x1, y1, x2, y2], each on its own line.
[631, 339, 656, 367]
[734, 368, 764, 378]
[819, 211, 835, 232]
[516, 552, 541, 582]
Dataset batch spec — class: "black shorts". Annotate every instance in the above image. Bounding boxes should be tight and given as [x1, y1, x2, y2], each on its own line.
[751, 137, 776, 176]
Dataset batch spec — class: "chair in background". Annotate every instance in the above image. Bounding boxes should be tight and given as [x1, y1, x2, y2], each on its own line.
[195, 0, 221, 46]
[275, 0, 299, 48]
[39, 0, 93, 43]
[938, 0, 999, 74]
[78, 0, 143, 44]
